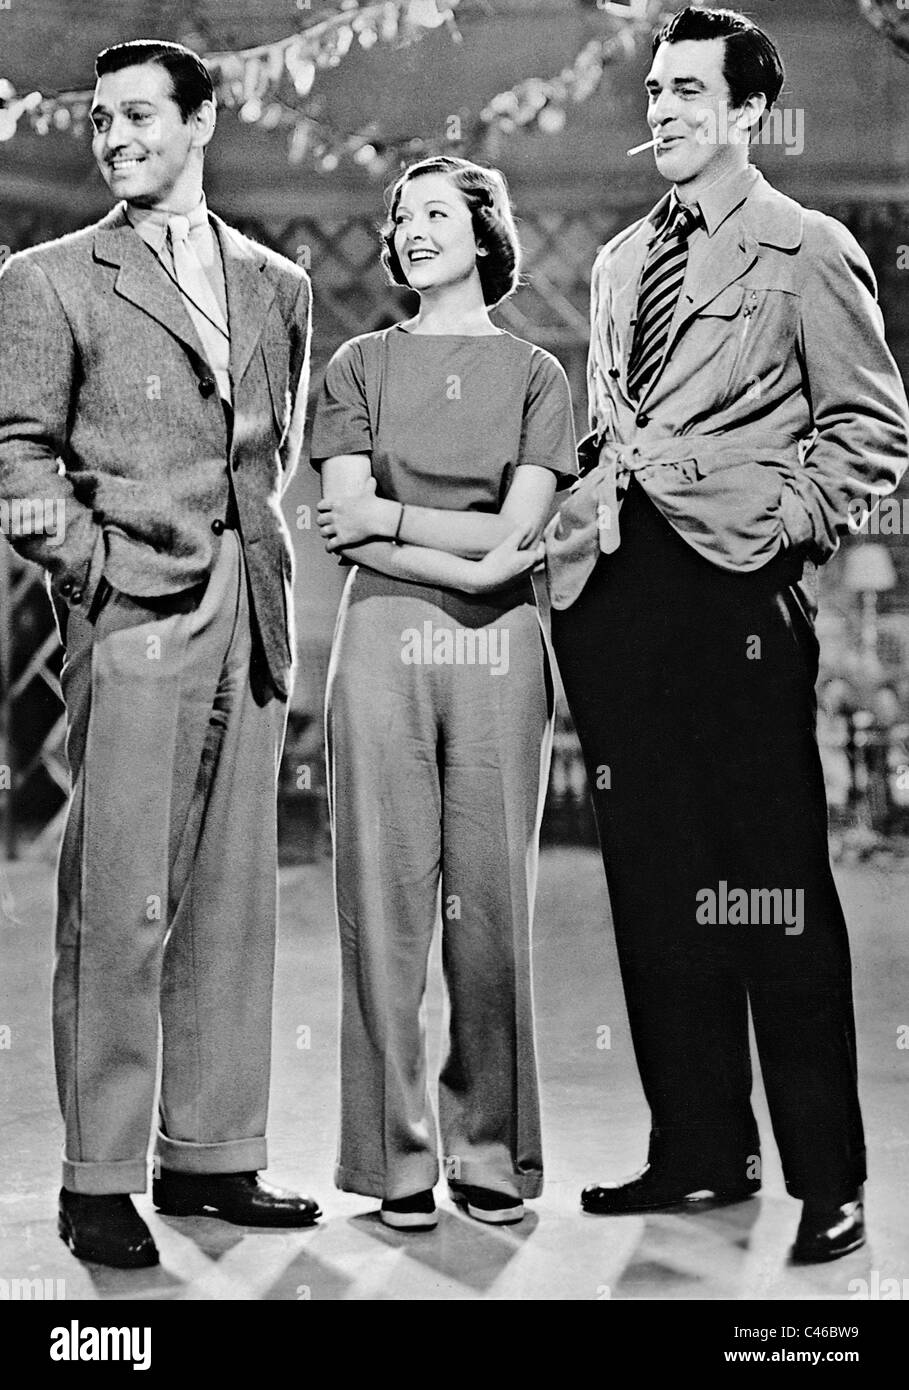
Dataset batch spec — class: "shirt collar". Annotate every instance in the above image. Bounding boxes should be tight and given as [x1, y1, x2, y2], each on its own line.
[123, 195, 210, 254]
[657, 191, 697, 237]
[683, 163, 760, 238]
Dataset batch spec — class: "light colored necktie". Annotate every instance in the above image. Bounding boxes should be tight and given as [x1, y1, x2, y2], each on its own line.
[167, 215, 231, 402]
[167, 215, 227, 333]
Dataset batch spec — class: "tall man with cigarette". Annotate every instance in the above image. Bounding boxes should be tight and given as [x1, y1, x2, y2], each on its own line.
[547, 7, 909, 1262]
[0, 40, 319, 1267]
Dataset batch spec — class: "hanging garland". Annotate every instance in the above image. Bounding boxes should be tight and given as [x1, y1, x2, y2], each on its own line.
[205, 0, 461, 120]
[0, 0, 460, 145]
[0, 0, 667, 173]
[334, 0, 667, 175]
[346, 20, 655, 179]
[856, 0, 909, 62]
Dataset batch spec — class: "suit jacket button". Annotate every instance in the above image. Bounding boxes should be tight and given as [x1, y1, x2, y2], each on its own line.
[636, 412, 650, 428]
[60, 579, 73, 596]
[211, 519, 225, 536]
[199, 377, 216, 398]
[71, 588, 84, 603]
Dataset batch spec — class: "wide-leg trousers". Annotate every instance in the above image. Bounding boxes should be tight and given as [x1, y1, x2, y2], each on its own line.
[551, 478, 866, 1203]
[53, 530, 288, 1194]
[326, 567, 554, 1200]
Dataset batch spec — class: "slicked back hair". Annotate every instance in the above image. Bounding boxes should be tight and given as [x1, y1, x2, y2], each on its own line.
[95, 39, 213, 121]
[652, 6, 784, 129]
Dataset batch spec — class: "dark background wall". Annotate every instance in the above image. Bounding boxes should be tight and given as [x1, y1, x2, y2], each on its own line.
[1, 0, 907, 647]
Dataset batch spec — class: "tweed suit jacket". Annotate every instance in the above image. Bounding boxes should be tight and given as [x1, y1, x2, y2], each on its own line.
[0, 201, 312, 695]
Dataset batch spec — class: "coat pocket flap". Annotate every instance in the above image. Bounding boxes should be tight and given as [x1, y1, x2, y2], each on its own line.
[697, 284, 745, 319]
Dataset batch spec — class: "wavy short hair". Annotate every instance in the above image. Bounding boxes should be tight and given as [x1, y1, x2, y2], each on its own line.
[95, 39, 213, 121]
[380, 156, 522, 308]
[652, 6, 784, 131]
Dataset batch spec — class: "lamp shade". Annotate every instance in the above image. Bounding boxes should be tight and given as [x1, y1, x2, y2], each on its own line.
[843, 542, 898, 592]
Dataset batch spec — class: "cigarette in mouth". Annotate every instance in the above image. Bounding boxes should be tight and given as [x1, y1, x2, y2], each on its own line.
[626, 137, 660, 156]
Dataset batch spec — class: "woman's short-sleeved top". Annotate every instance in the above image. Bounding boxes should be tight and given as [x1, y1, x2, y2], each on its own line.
[310, 325, 578, 511]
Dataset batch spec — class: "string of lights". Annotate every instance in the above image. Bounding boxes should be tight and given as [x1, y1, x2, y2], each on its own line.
[0, 0, 667, 174]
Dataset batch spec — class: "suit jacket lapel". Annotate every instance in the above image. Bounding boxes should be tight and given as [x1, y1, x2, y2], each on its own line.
[632, 222, 758, 407]
[606, 169, 804, 409]
[211, 215, 279, 389]
[668, 221, 756, 347]
[658, 171, 802, 377]
[92, 204, 209, 363]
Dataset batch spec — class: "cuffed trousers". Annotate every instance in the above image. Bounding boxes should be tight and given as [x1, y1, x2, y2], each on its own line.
[53, 530, 288, 1193]
[551, 479, 866, 1202]
[326, 568, 553, 1200]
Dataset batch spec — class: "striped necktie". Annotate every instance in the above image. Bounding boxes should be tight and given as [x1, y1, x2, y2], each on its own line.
[627, 201, 699, 401]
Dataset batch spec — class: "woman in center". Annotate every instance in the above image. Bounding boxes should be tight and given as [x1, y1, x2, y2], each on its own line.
[311, 155, 576, 1230]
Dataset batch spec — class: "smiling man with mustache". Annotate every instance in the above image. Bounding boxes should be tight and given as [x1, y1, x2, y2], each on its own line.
[546, 6, 909, 1264]
[0, 39, 319, 1268]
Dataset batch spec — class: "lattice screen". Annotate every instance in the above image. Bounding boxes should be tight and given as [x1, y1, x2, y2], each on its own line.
[2, 196, 907, 855]
[0, 550, 68, 858]
[232, 206, 629, 427]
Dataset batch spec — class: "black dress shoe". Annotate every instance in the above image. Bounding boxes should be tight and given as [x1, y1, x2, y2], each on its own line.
[451, 1185, 525, 1226]
[152, 1170, 321, 1227]
[58, 1189, 159, 1269]
[380, 1190, 438, 1231]
[790, 1191, 865, 1264]
[581, 1165, 761, 1215]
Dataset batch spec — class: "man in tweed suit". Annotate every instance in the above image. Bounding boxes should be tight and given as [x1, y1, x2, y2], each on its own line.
[547, 8, 908, 1262]
[0, 40, 319, 1267]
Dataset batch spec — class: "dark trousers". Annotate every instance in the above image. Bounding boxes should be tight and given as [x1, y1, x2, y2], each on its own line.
[551, 479, 866, 1202]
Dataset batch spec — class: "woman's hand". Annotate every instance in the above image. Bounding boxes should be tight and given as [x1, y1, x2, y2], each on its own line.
[318, 476, 391, 551]
[468, 528, 545, 593]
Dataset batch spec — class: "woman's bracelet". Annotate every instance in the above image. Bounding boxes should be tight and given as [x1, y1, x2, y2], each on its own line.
[392, 502, 406, 546]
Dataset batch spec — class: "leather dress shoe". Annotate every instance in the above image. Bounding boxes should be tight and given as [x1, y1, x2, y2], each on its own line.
[449, 1184, 525, 1225]
[581, 1164, 761, 1215]
[58, 1189, 159, 1269]
[790, 1191, 865, 1264]
[380, 1190, 438, 1231]
[152, 1170, 321, 1227]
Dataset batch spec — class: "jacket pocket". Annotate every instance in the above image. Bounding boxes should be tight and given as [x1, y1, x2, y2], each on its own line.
[697, 285, 745, 319]
[715, 287, 801, 409]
